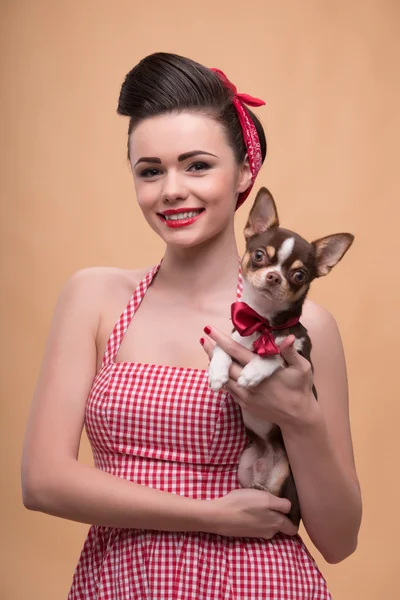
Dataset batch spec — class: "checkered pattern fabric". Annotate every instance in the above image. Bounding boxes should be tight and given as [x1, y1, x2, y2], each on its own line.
[68, 262, 332, 599]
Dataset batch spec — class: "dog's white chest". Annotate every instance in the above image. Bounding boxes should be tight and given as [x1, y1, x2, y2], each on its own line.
[240, 407, 274, 438]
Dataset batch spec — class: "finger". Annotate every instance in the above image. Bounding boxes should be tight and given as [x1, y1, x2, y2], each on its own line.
[278, 335, 307, 368]
[225, 378, 251, 406]
[204, 325, 253, 366]
[278, 334, 296, 354]
[200, 336, 215, 360]
[267, 495, 292, 514]
[226, 376, 250, 396]
[226, 363, 244, 384]
[275, 512, 299, 537]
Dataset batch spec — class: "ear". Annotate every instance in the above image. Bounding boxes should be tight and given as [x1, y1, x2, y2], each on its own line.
[312, 233, 355, 277]
[244, 187, 279, 240]
[237, 154, 252, 194]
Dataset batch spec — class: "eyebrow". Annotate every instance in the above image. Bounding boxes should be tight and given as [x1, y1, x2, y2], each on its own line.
[133, 150, 218, 167]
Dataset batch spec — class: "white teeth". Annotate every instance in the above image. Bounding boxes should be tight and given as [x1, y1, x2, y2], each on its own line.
[163, 211, 202, 221]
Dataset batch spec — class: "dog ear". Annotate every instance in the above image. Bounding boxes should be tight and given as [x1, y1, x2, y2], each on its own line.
[244, 187, 279, 240]
[312, 233, 354, 277]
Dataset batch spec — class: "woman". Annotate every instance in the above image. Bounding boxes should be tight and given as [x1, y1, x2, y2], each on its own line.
[21, 52, 361, 599]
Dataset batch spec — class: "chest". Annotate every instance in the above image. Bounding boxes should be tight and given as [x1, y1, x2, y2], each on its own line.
[114, 294, 233, 370]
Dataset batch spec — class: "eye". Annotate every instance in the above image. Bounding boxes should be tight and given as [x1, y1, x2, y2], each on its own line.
[139, 168, 163, 178]
[252, 249, 266, 263]
[188, 161, 211, 172]
[293, 270, 306, 283]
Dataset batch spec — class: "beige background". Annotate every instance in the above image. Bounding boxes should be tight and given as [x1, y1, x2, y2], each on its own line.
[1, 0, 399, 598]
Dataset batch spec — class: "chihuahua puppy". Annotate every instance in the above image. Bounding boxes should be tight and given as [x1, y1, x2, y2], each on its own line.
[208, 187, 354, 525]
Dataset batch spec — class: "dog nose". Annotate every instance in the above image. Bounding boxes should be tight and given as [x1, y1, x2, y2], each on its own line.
[266, 271, 282, 285]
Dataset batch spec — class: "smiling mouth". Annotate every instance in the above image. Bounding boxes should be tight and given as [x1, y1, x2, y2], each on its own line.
[158, 209, 205, 221]
[157, 208, 205, 228]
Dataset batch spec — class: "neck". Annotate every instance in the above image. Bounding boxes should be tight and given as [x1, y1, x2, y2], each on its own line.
[156, 224, 240, 299]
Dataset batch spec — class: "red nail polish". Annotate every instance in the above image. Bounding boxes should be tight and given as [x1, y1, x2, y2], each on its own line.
[204, 326, 211, 335]
[199, 338, 205, 346]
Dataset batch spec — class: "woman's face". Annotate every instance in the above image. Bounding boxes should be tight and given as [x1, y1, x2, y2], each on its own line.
[129, 111, 252, 248]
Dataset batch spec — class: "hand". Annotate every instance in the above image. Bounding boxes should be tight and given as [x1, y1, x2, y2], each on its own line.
[209, 488, 298, 539]
[202, 326, 318, 430]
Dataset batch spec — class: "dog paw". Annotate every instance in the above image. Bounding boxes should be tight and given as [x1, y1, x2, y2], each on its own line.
[237, 356, 283, 388]
[208, 347, 232, 391]
[237, 371, 266, 388]
[208, 373, 229, 392]
[208, 361, 230, 391]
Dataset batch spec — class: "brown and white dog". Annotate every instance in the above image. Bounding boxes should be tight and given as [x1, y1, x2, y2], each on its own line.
[208, 187, 354, 525]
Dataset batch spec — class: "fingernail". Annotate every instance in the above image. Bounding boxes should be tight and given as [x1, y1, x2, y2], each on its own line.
[199, 338, 205, 346]
[204, 326, 211, 335]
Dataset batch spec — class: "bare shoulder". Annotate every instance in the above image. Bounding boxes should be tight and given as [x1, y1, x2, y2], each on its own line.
[301, 298, 341, 340]
[301, 298, 347, 371]
[62, 265, 152, 309]
[62, 265, 154, 371]
[66, 265, 151, 290]
[57, 265, 153, 345]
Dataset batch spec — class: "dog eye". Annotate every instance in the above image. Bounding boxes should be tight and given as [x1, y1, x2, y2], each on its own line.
[293, 271, 306, 283]
[252, 249, 266, 262]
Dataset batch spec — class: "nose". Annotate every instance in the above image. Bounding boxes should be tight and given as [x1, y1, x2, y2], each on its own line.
[266, 271, 282, 286]
[161, 170, 188, 204]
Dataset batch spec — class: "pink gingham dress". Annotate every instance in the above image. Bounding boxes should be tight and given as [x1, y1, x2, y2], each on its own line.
[68, 262, 332, 599]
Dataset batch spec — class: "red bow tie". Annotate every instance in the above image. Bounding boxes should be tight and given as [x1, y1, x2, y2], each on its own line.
[231, 302, 300, 357]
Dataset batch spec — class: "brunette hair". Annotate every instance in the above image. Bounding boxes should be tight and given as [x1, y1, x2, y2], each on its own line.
[117, 52, 267, 165]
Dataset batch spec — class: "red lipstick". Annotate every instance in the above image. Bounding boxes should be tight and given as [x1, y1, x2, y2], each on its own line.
[157, 208, 205, 229]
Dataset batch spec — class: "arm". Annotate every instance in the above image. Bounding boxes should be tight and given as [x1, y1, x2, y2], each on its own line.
[280, 301, 361, 563]
[202, 304, 362, 563]
[21, 269, 211, 532]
